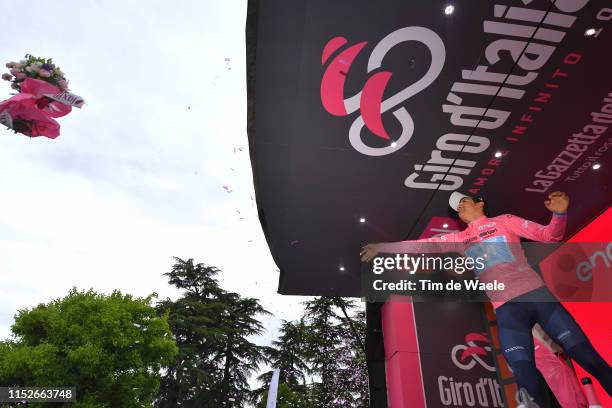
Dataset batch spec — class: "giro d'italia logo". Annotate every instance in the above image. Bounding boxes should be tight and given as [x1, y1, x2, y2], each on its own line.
[451, 332, 496, 372]
[320, 27, 445, 156]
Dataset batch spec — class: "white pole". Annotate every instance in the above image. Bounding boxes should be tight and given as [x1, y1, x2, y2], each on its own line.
[266, 369, 280, 408]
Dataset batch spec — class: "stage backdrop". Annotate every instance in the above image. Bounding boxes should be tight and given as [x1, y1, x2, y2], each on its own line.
[246, 0, 612, 297]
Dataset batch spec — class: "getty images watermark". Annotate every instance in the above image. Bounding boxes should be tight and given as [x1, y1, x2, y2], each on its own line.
[361, 242, 612, 302]
[371, 254, 500, 292]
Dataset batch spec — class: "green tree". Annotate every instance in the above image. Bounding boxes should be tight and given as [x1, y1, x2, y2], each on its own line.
[155, 258, 227, 407]
[302, 297, 368, 407]
[0, 288, 177, 408]
[215, 292, 270, 407]
[155, 296, 226, 407]
[256, 383, 313, 408]
[302, 297, 345, 406]
[334, 309, 369, 407]
[258, 319, 310, 387]
[254, 319, 312, 406]
[156, 257, 269, 407]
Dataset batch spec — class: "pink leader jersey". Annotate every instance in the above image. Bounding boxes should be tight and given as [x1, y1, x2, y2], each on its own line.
[377, 213, 567, 308]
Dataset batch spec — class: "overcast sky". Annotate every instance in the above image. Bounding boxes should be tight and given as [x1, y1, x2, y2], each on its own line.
[0, 0, 312, 359]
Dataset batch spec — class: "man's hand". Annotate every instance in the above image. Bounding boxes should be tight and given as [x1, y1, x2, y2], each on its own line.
[544, 191, 569, 213]
[360, 243, 379, 263]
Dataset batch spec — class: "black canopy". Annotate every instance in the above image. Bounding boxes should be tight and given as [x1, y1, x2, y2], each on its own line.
[246, 0, 612, 297]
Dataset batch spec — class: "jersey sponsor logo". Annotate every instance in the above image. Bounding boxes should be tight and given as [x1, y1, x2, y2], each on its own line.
[504, 345, 526, 353]
[466, 236, 514, 274]
[479, 229, 498, 238]
[478, 223, 496, 231]
[557, 330, 572, 341]
[483, 235, 506, 242]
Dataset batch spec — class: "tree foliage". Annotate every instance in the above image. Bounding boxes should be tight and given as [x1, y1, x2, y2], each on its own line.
[256, 297, 369, 408]
[0, 258, 369, 407]
[0, 288, 178, 407]
[155, 257, 270, 407]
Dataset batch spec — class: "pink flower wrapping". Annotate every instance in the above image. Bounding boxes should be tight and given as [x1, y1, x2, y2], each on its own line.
[0, 78, 76, 138]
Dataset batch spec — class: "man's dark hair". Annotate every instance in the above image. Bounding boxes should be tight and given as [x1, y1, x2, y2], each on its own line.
[464, 195, 490, 216]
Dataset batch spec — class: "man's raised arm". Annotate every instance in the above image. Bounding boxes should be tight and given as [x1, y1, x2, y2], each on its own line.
[502, 191, 569, 242]
[360, 232, 464, 263]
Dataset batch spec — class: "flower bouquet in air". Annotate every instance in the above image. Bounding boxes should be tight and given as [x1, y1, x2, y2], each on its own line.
[0, 54, 85, 139]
